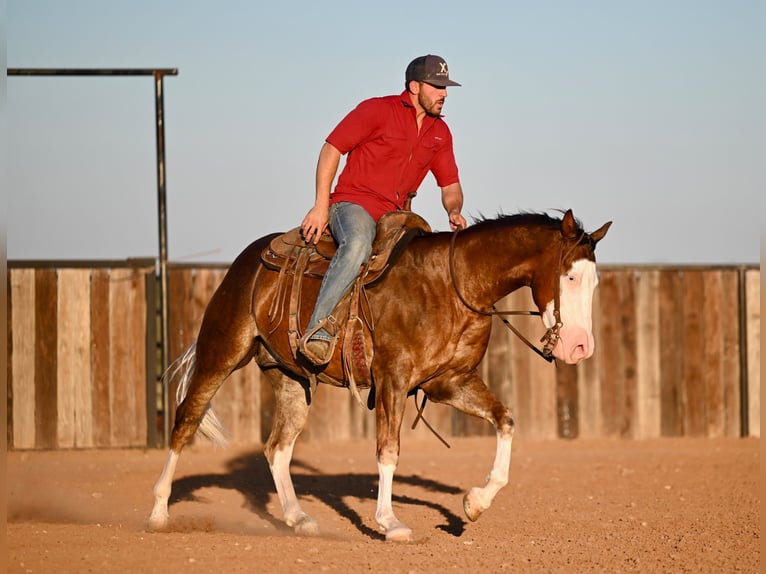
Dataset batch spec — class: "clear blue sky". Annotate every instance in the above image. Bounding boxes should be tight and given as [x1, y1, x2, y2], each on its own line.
[6, 0, 764, 264]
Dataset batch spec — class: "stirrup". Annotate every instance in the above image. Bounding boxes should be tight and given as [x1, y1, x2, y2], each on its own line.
[298, 317, 339, 366]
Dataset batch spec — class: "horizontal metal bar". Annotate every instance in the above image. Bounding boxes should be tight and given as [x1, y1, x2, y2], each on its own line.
[8, 258, 158, 270]
[7, 68, 178, 77]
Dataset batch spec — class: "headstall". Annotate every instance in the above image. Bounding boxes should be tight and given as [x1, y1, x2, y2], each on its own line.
[448, 229, 587, 364]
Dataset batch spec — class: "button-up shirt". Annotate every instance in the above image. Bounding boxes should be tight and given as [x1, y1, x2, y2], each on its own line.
[327, 90, 460, 221]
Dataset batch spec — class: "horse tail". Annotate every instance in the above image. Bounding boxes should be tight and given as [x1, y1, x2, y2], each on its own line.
[163, 342, 229, 447]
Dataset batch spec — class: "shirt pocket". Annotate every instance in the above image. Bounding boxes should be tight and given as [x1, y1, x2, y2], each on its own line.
[412, 134, 447, 168]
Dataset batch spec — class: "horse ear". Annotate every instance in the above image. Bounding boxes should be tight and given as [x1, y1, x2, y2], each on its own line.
[589, 221, 612, 245]
[561, 209, 578, 239]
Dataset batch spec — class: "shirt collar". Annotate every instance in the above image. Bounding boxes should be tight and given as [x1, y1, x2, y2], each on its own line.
[398, 89, 444, 119]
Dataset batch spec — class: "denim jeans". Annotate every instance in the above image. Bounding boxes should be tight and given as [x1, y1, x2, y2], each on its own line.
[307, 201, 377, 341]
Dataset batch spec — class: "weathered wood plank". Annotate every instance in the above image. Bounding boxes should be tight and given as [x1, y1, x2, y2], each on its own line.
[618, 272, 638, 438]
[57, 269, 94, 448]
[635, 270, 661, 439]
[10, 269, 36, 449]
[34, 269, 58, 449]
[702, 271, 725, 437]
[109, 268, 134, 446]
[306, 385, 353, 442]
[126, 268, 148, 446]
[522, 285, 558, 440]
[532, 356, 558, 440]
[349, 390, 375, 441]
[55, 270, 77, 448]
[720, 271, 741, 437]
[659, 271, 684, 436]
[90, 269, 112, 447]
[235, 363, 262, 444]
[745, 270, 760, 437]
[486, 305, 515, 435]
[681, 271, 706, 436]
[597, 271, 623, 437]
[556, 364, 578, 438]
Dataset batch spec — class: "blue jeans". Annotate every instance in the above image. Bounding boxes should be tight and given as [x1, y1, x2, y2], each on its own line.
[307, 202, 377, 341]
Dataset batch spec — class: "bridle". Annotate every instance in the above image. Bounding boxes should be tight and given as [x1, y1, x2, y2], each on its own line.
[413, 226, 588, 447]
[448, 228, 587, 363]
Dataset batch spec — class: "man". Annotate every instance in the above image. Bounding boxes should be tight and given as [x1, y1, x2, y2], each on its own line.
[299, 54, 467, 366]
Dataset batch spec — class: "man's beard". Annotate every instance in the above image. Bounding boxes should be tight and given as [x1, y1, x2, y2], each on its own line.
[418, 91, 444, 117]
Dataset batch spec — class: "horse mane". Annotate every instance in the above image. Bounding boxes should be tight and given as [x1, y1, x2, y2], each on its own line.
[469, 210, 584, 233]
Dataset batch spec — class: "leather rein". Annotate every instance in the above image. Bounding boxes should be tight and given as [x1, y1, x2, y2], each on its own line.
[448, 229, 587, 364]
[411, 227, 585, 448]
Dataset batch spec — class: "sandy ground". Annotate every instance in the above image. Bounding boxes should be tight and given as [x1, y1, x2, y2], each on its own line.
[6, 436, 760, 573]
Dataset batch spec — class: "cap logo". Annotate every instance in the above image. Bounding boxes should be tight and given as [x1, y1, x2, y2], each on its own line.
[406, 54, 461, 87]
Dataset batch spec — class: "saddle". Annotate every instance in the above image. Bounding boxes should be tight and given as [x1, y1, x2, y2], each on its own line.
[262, 210, 431, 283]
[260, 210, 432, 403]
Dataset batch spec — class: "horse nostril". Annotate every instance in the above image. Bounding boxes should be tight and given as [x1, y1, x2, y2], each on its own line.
[572, 344, 587, 361]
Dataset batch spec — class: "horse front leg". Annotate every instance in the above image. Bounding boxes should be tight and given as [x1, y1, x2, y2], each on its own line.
[463, 427, 514, 522]
[421, 372, 515, 522]
[263, 369, 319, 536]
[374, 381, 412, 542]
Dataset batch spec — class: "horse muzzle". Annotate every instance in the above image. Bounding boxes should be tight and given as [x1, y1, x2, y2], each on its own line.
[551, 326, 594, 365]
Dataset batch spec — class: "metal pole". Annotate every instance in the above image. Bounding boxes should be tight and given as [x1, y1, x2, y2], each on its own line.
[154, 72, 171, 447]
[8, 67, 178, 448]
[737, 266, 749, 437]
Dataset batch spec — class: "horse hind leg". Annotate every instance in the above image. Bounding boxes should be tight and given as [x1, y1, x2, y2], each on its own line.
[421, 372, 515, 523]
[149, 335, 254, 530]
[263, 368, 319, 536]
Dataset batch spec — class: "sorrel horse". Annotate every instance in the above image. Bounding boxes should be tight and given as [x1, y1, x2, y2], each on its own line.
[149, 209, 611, 541]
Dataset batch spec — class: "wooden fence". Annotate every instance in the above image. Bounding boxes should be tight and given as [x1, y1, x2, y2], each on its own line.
[7, 260, 157, 449]
[7, 262, 760, 449]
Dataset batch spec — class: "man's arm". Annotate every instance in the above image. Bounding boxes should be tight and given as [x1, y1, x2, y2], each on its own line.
[301, 142, 342, 244]
[441, 182, 467, 231]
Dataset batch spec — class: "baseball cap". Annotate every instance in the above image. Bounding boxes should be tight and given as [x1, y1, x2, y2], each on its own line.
[405, 55, 461, 88]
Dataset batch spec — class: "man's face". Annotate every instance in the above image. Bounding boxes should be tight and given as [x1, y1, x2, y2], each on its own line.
[417, 82, 448, 116]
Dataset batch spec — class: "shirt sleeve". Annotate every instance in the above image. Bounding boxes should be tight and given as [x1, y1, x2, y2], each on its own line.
[430, 127, 460, 188]
[325, 98, 382, 155]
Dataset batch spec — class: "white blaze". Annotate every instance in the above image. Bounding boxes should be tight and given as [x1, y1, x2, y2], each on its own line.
[542, 259, 598, 363]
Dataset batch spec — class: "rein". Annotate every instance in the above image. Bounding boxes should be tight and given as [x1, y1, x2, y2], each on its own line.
[413, 227, 585, 447]
[448, 229, 586, 364]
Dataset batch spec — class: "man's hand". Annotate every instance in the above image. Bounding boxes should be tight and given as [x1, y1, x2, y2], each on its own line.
[441, 182, 466, 231]
[301, 205, 329, 244]
[449, 210, 467, 231]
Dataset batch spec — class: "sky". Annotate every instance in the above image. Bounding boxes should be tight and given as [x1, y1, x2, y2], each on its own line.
[5, 0, 764, 265]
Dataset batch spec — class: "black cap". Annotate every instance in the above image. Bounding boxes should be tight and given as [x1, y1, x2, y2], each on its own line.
[405, 55, 461, 88]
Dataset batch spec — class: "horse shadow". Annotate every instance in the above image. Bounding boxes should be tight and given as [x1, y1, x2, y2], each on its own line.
[168, 448, 467, 540]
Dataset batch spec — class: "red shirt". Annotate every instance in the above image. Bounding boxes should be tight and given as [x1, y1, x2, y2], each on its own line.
[327, 90, 460, 221]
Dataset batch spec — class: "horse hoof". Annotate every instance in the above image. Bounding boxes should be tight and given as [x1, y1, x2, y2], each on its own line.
[147, 512, 169, 532]
[293, 515, 320, 537]
[463, 489, 486, 522]
[385, 525, 413, 542]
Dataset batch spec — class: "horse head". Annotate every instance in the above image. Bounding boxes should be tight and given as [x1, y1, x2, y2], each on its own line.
[531, 210, 611, 365]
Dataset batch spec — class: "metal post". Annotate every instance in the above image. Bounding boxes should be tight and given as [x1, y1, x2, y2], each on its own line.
[8, 68, 178, 447]
[154, 72, 172, 447]
[737, 266, 749, 437]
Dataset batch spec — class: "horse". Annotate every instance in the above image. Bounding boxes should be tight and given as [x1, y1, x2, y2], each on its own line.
[148, 209, 611, 541]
